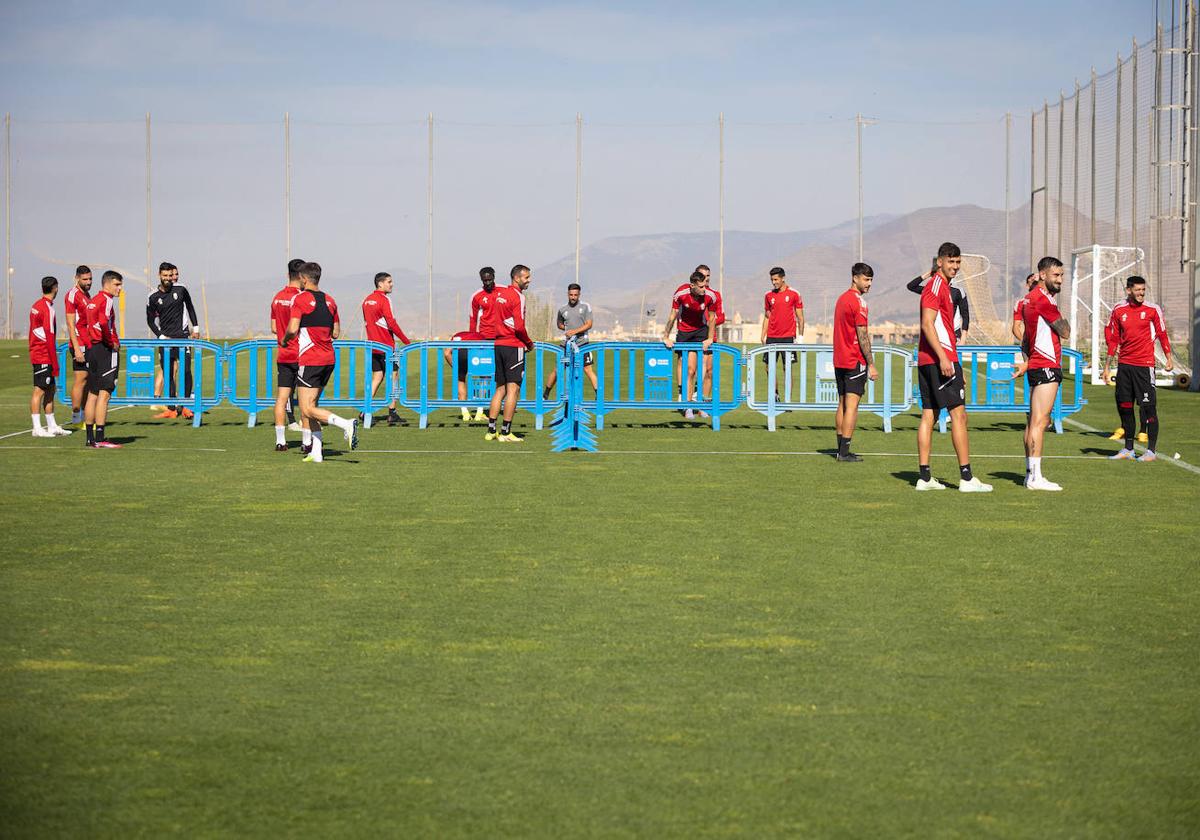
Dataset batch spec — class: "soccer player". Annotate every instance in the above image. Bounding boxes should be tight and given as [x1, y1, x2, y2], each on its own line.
[1101, 275, 1175, 462]
[146, 262, 200, 419]
[283, 261, 359, 463]
[696, 264, 721, 407]
[832, 263, 877, 461]
[543, 282, 597, 397]
[270, 258, 306, 451]
[662, 270, 717, 420]
[915, 242, 991, 492]
[83, 270, 125, 449]
[759, 266, 804, 387]
[907, 263, 970, 339]
[362, 271, 411, 427]
[1011, 273, 1037, 342]
[484, 264, 534, 443]
[445, 329, 485, 421]
[29, 276, 71, 437]
[1014, 257, 1070, 490]
[63, 265, 92, 425]
[466, 266, 498, 422]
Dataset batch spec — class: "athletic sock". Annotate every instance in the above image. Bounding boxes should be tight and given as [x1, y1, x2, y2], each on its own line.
[959, 463, 973, 482]
[46, 413, 61, 431]
[31, 414, 42, 432]
[275, 425, 286, 446]
[1119, 405, 1136, 450]
[86, 424, 95, 445]
[487, 418, 497, 434]
[286, 410, 296, 425]
[1145, 414, 1159, 451]
[302, 428, 312, 446]
[501, 420, 512, 435]
[919, 464, 931, 482]
[96, 425, 106, 442]
[312, 432, 323, 458]
[1028, 457, 1041, 481]
[836, 434, 845, 452]
[840, 437, 851, 457]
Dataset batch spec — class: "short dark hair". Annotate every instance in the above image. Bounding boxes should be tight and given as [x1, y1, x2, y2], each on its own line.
[102, 270, 123, 283]
[1125, 275, 1146, 288]
[769, 266, 785, 278]
[75, 265, 91, 277]
[695, 264, 711, 273]
[374, 272, 391, 288]
[480, 266, 495, 282]
[287, 258, 306, 281]
[937, 242, 961, 259]
[41, 276, 59, 294]
[1037, 256, 1063, 271]
[158, 262, 176, 273]
[689, 271, 705, 284]
[300, 261, 322, 284]
[1025, 272, 1036, 282]
[567, 283, 581, 292]
[851, 262, 874, 278]
[510, 264, 530, 280]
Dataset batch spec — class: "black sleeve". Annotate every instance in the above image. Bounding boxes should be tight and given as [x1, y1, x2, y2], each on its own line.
[959, 291, 970, 331]
[180, 286, 199, 332]
[146, 292, 159, 336]
[906, 276, 924, 295]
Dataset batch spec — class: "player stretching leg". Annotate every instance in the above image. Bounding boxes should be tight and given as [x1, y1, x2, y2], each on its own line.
[283, 262, 358, 463]
[1101, 276, 1174, 462]
[29, 276, 71, 437]
[485, 265, 534, 443]
[1014, 257, 1069, 490]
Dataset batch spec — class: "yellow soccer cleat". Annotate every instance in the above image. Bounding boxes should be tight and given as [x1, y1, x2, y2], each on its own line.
[1106, 427, 1125, 441]
[484, 431, 498, 441]
[497, 433, 525, 443]
[1136, 432, 1149, 443]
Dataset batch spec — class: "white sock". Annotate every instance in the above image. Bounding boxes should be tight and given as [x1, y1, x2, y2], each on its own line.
[327, 414, 349, 431]
[32, 414, 43, 431]
[302, 428, 312, 445]
[275, 425, 286, 445]
[312, 431, 323, 457]
[1029, 457, 1042, 481]
[46, 413, 60, 431]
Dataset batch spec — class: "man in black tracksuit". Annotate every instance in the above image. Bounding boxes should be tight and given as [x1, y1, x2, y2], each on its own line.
[146, 261, 200, 418]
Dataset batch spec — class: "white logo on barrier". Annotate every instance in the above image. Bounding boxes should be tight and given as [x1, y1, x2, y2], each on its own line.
[130, 354, 149, 364]
[471, 356, 488, 366]
[647, 357, 667, 368]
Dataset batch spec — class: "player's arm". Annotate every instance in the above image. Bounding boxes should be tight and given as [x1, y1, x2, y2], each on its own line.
[180, 287, 200, 336]
[1011, 309, 1025, 343]
[469, 296, 480, 332]
[959, 293, 970, 336]
[1049, 316, 1069, 340]
[382, 299, 411, 345]
[702, 309, 716, 349]
[920, 307, 954, 377]
[567, 317, 593, 338]
[283, 315, 301, 346]
[1101, 310, 1120, 384]
[1153, 309, 1174, 370]
[39, 305, 59, 376]
[146, 294, 160, 337]
[855, 325, 877, 381]
[795, 301, 805, 340]
[65, 302, 82, 360]
[662, 304, 678, 347]
[906, 276, 925, 295]
[512, 304, 533, 350]
[332, 306, 341, 341]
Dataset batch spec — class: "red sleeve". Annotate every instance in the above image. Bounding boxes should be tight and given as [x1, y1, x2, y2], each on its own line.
[44, 305, 59, 376]
[330, 298, 340, 327]
[1104, 308, 1120, 356]
[293, 293, 313, 317]
[470, 294, 481, 331]
[854, 299, 868, 327]
[382, 296, 410, 345]
[671, 292, 682, 311]
[512, 299, 533, 350]
[763, 292, 771, 315]
[795, 294, 804, 311]
[920, 281, 941, 313]
[1039, 295, 1062, 325]
[1153, 307, 1172, 356]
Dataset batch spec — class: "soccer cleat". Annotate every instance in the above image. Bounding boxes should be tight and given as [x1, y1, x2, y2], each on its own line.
[684, 409, 695, 420]
[300, 443, 313, 456]
[484, 431, 498, 441]
[473, 409, 487, 422]
[1108, 449, 1136, 460]
[85, 441, 100, 449]
[1025, 476, 1063, 491]
[180, 408, 195, 420]
[302, 453, 322, 463]
[836, 452, 863, 462]
[497, 432, 524, 443]
[697, 410, 711, 418]
[94, 440, 123, 449]
[1106, 427, 1125, 440]
[149, 404, 166, 411]
[461, 408, 472, 421]
[31, 428, 53, 438]
[1137, 451, 1157, 462]
[275, 443, 288, 452]
[1137, 432, 1149, 443]
[153, 408, 178, 419]
[915, 477, 946, 491]
[346, 418, 360, 450]
[287, 421, 303, 432]
[958, 477, 993, 493]
[389, 412, 407, 427]
[50, 427, 72, 436]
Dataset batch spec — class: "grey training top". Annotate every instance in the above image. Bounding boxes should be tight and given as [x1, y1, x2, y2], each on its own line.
[557, 300, 593, 345]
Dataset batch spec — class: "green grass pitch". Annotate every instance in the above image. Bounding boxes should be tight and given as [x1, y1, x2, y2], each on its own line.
[0, 339, 1197, 837]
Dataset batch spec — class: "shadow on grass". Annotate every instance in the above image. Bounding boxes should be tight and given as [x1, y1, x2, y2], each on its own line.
[891, 470, 920, 486]
[991, 471, 1028, 486]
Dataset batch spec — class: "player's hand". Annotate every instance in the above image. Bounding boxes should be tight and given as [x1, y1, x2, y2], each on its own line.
[1164, 356, 1175, 372]
[1101, 367, 1112, 385]
[73, 348, 85, 363]
[663, 337, 674, 349]
[525, 341, 534, 351]
[702, 338, 713, 350]
[1011, 361, 1028, 380]
[867, 364, 878, 382]
[939, 357, 954, 378]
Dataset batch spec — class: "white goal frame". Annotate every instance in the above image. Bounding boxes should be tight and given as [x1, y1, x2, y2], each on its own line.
[1068, 244, 1145, 385]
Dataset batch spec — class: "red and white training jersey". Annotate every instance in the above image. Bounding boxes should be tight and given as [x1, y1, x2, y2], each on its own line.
[362, 290, 411, 353]
[832, 288, 869, 369]
[764, 288, 803, 339]
[470, 289, 498, 339]
[710, 288, 726, 327]
[1104, 300, 1171, 367]
[64, 285, 91, 349]
[1022, 285, 1064, 369]
[85, 290, 119, 350]
[490, 284, 533, 349]
[451, 330, 484, 343]
[28, 298, 58, 374]
[672, 283, 717, 333]
[271, 285, 303, 364]
[1012, 294, 1028, 324]
[917, 272, 956, 367]
[294, 290, 339, 366]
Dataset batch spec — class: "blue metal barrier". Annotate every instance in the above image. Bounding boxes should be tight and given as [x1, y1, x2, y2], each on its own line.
[745, 344, 914, 432]
[550, 342, 597, 452]
[56, 339, 224, 427]
[581, 341, 743, 431]
[225, 339, 398, 427]
[913, 345, 1088, 434]
[395, 341, 564, 429]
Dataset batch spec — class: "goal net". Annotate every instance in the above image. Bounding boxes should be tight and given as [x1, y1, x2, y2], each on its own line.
[957, 253, 1011, 344]
[1068, 245, 1147, 384]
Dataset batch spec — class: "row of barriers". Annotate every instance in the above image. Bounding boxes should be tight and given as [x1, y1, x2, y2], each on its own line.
[53, 339, 1087, 442]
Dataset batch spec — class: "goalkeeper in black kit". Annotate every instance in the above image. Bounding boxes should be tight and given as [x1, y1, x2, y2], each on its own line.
[146, 262, 200, 419]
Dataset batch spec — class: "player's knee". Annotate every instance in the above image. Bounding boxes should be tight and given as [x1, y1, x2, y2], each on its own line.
[1144, 415, 1157, 425]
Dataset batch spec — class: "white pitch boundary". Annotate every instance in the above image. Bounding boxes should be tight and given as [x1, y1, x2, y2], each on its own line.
[353, 448, 1150, 462]
[1063, 417, 1200, 476]
[0, 445, 228, 452]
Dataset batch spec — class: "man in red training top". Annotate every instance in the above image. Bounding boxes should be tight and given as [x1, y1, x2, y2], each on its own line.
[1010, 273, 1037, 342]
[83, 270, 124, 449]
[1014, 257, 1070, 491]
[760, 266, 804, 396]
[283, 261, 359, 463]
[663, 270, 717, 420]
[362, 271, 411, 428]
[64, 265, 93, 426]
[484, 264, 534, 443]
[831, 263, 876, 462]
[269, 258, 305, 451]
[1101, 275, 1175, 462]
[29, 276, 71, 437]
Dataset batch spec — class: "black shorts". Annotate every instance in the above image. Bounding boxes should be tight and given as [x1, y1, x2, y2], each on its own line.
[835, 364, 868, 397]
[32, 364, 55, 391]
[86, 345, 119, 394]
[159, 345, 186, 368]
[297, 365, 334, 390]
[917, 362, 965, 411]
[762, 335, 798, 364]
[1026, 367, 1062, 390]
[276, 362, 298, 390]
[1115, 364, 1155, 408]
[676, 328, 711, 355]
[494, 345, 526, 387]
[370, 354, 399, 374]
[455, 348, 470, 382]
[72, 354, 88, 373]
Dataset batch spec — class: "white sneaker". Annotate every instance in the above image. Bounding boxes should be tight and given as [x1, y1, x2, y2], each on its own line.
[461, 408, 471, 421]
[684, 409, 695, 420]
[50, 426, 72, 436]
[1025, 476, 1063, 491]
[287, 421, 303, 432]
[697, 409, 710, 418]
[31, 427, 53, 438]
[473, 409, 487, 422]
[915, 477, 946, 491]
[958, 477, 994, 493]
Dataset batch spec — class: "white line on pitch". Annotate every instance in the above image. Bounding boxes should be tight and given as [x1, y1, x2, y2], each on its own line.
[1064, 417, 1200, 476]
[0, 446, 228, 452]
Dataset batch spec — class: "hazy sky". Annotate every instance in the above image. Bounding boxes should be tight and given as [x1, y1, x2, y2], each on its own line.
[0, 1, 1160, 297]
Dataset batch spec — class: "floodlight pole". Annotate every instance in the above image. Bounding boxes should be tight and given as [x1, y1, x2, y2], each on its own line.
[718, 112, 725, 302]
[284, 112, 292, 264]
[575, 112, 582, 288]
[427, 112, 434, 339]
[855, 113, 876, 261]
[3, 112, 10, 340]
[1004, 112, 1011, 316]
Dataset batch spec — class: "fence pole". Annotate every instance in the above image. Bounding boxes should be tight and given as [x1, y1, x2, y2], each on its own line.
[1043, 101, 1050, 257]
[1058, 91, 1065, 258]
[1155, 23, 1164, 293]
[575, 112, 582, 288]
[1005, 112, 1011, 315]
[719, 112, 725, 300]
[284, 112, 292, 264]
[1030, 109, 1036, 271]
[1133, 39, 1140, 255]
[3, 113, 9, 340]
[1073, 81, 1081, 251]
[142, 111, 151, 338]
[856, 112, 864, 261]
[1091, 68, 1098, 245]
[427, 112, 434, 338]
[1116, 53, 1124, 243]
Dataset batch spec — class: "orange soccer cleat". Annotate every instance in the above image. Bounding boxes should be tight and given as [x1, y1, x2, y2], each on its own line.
[153, 408, 178, 419]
